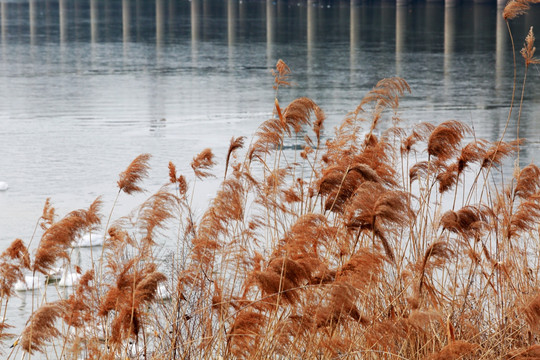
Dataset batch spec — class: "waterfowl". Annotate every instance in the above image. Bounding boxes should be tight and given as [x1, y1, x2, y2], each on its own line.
[14, 275, 44, 291]
[58, 248, 82, 287]
[75, 232, 105, 247]
[46, 266, 63, 282]
[58, 270, 82, 287]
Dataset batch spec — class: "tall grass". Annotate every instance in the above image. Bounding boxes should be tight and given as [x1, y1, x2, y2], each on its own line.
[1, 3, 540, 359]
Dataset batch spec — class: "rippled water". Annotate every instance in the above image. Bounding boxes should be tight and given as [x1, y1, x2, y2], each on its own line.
[1, 0, 540, 352]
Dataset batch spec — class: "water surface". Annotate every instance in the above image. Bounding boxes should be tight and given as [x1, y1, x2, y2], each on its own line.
[1, 0, 540, 350]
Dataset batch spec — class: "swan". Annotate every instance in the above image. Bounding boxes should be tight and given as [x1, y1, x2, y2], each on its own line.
[14, 275, 44, 291]
[75, 232, 105, 247]
[58, 271, 82, 287]
[58, 248, 82, 287]
[0, 181, 8, 191]
[46, 266, 63, 282]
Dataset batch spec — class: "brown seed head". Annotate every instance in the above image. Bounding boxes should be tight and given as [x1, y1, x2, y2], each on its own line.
[191, 148, 216, 179]
[521, 26, 540, 66]
[503, 0, 540, 20]
[117, 153, 152, 194]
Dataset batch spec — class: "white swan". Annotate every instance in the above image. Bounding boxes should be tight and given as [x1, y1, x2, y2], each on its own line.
[58, 248, 82, 287]
[14, 275, 44, 291]
[46, 266, 63, 281]
[75, 233, 105, 247]
[58, 271, 82, 287]
[0, 182, 8, 191]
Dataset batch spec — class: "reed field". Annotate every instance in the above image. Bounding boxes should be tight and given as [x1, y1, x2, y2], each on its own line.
[2, 1, 540, 359]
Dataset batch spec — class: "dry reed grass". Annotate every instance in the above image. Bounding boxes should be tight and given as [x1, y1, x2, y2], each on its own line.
[2, 5, 540, 359]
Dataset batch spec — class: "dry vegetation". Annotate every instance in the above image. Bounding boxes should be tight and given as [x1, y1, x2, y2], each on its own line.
[2, 3, 540, 359]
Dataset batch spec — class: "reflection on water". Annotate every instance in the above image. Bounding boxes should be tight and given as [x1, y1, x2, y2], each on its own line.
[0, 0, 540, 344]
[1, 0, 539, 245]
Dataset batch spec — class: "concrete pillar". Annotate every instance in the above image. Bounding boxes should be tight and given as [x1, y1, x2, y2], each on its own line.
[1, 2, 6, 44]
[29, 0, 36, 45]
[266, 0, 275, 67]
[156, 0, 164, 46]
[444, 3, 455, 57]
[122, 0, 130, 43]
[191, 0, 200, 42]
[59, 0, 67, 43]
[307, 0, 315, 71]
[350, 0, 360, 72]
[395, 5, 406, 76]
[90, 0, 98, 44]
[227, 0, 236, 68]
[444, 5, 455, 96]
[227, 0, 236, 46]
[191, 0, 199, 63]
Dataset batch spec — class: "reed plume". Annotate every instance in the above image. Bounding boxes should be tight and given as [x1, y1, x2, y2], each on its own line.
[136, 189, 178, 246]
[283, 97, 325, 142]
[437, 162, 460, 194]
[427, 120, 471, 161]
[99, 258, 165, 345]
[410, 160, 442, 184]
[0, 322, 13, 351]
[336, 248, 385, 290]
[117, 153, 151, 194]
[401, 122, 435, 154]
[440, 205, 491, 239]
[503, 0, 540, 20]
[168, 161, 178, 184]
[61, 270, 96, 334]
[457, 140, 489, 173]
[428, 340, 480, 360]
[277, 213, 336, 256]
[417, 241, 454, 305]
[1, 238, 30, 268]
[191, 148, 216, 179]
[40, 197, 56, 230]
[0, 239, 30, 297]
[250, 97, 324, 163]
[521, 26, 540, 66]
[315, 283, 365, 328]
[351, 77, 411, 117]
[272, 59, 291, 91]
[227, 310, 266, 357]
[192, 178, 244, 266]
[508, 193, 540, 241]
[20, 302, 63, 354]
[523, 293, 540, 333]
[224, 136, 245, 179]
[507, 345, 540, 359]
[482, 139, 522, 168]
[33, 197, 102, 274]
[344, 182, 412, 262]
[247, 256, 310, 306]
[514, 164, 540, 199]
